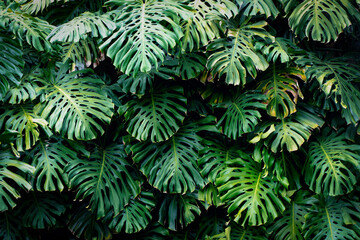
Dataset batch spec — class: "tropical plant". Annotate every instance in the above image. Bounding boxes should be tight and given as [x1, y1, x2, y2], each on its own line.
[1, 0, 360, 239]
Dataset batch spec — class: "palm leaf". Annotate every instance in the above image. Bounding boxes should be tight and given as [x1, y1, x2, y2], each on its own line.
[0, 150, 35, 211]
[158, 194, 201, 231]
[48, 12, 115, 43]
[207, 17, 272, 85]
[304, 128, 360, 196]
[288, 0, 351, 42]
[0, 8, 53, 51]
[100, 0, 187, 77]
[67, 143, 140, 218]
[35, 64, 114, 140]
[216, 91, 266, 139]
[235, 0, 279, 17]
[261, 105, 324, 152]
[0, 33, 24, 99]
[258, 65, 305, 118]
[26, 138, 78, 191]
[131, 117, 217, 194]
[14, 192, 65, 229]
[106, 192, 155, 234]
[125, 82, 187, 142]
[303, 196, 360, 240]
[0, 104, 51, 151]
[216, 154, 289, 226]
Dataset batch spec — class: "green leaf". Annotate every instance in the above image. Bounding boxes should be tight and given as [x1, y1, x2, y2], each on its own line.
[198, 183, 223, 208]
[303, 196, 360, 240]
[125, 82, 187, 142]
[0, 33, 24, 98]
[100, 0, 187, 77]
[0, 104, 51, 151]
[216, 155, 290, 226]
[258, 65, 305, 118]
[180, 0, 236, 52]
[288, 0, 351, 43]
[195, 208, 228, 239]
[6, 79, 38, 104]
[26, 138, 78, 191]
[304, 128, 360, 196]
[262, 105, 324, 152]
[48, 12, 115, 43]
[67, 143, 140, 218]
[199, 135, 245, 183]
[269, 190, 316, 240]
[0, 212, 26, 240]
[35, 64, 114, 140]
[122, 223, 169, 240]
[235, 0, 279, 17]
[216, 91, 266, 139]
[68, 202, 112, 240]
[131, 117, 217, 194]
[176, 52, 207, 80]
[61, 39, 99, 65]
[159, 194, 201, 231]
[14, 192, 65, 229]
[0, 8, 54, 51]
[0, 150, 34, 211]
[207, 18, 272, 85]
[256, 37, 297, 63]
[106, 192, 155, 234]
[229, 222, 269, 239]
[297, 54, 360, 124]
[21, 0, 64, 15]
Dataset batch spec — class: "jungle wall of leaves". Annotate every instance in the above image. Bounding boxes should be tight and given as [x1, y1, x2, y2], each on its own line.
[1, 0, 360, 239]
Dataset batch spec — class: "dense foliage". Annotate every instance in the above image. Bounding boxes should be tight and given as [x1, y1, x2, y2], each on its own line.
[1, 0, 360, 239]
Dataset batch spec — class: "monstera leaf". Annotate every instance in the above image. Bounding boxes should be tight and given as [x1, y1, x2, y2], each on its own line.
[177, 52, 207, 80]
[35, 64, 114, 140]
[216, 91, 266, 139]
[159, 194, 201, 231]
[269, 190, 315, 240]
[0, 104, 51, 151]
[125, 82, 187, 142]
[107, 192, 155, 234]
[229, 222, 269, 240]
[26, 138, 78, 191]
[14, 192, 65, 229]
[67, 143, 140, 218]
[0, 212, 26, 240]
[303, 196, 360, 240]
[256, 37, 297, 63]
[258, 65, 305, 118]
[194, 207, 227, 239]
[0, 8, 53, 51]
[61, 39, 99, 64]
[0, 33, 24, 98]
[216, 154, 289, 226]
[131, 117, 216, 194]
[304, 128, 360, 196]
[235, 0, 279, 17]
[288, 0, 351, 42]
[262, 105, 324, 152]
[198, 183, 223, 208]
[68, 202, 112, 240]
[21, 0, 63, 14]
[0, 150, 34, 211]
[207, 17, 272, 85]
[199, 135, 245, 183]
[180, 0, 236, 52]
[48, 12, 115, 43]
[297, 54, 360, 124]
[101, 0, 187, 77]
[6, 79, 38, 104]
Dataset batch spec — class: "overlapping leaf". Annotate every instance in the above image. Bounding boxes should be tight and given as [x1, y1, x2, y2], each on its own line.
[35, 64, 114, 140]
[0, 8, 53, 51]
[256, 37, 297, 63]
[207, 18, 272, 85]
[107, 192, 155, 234]
[216, 91, 266, 139]
[0, 150, 34, 211]
[125, 82, 187, 142]
[288, 0, 351, 42]
[67, 143, 140, 218]
[61, 39, 99, 64]
[101, 0, 188, 77]
[235, 0, 279, 17]
[0, 33, 24, 98]
[26, 138, 78, 191]
[21, 0, 65, 14]
[304, 129, 360, 196]
[131, 118, 216, 194]
[0, 104, 51, 151]
[258, 65, 305, 118]
[216, 154, 289, 226]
